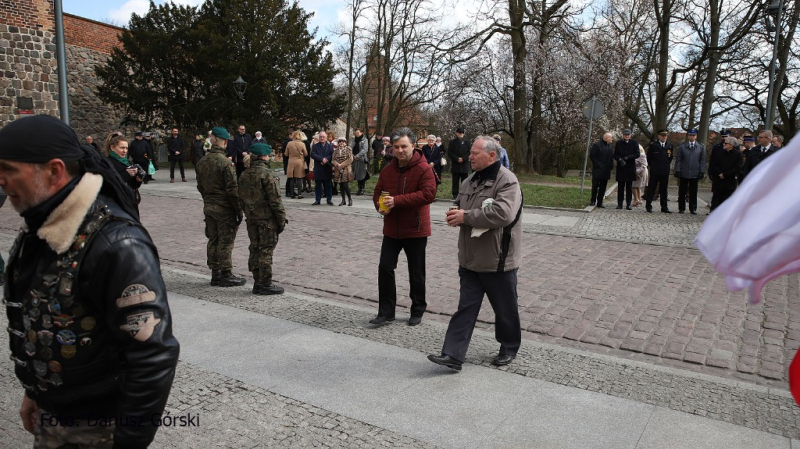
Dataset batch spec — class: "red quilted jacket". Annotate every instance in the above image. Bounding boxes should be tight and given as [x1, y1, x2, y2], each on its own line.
[373, 149, 437, 239]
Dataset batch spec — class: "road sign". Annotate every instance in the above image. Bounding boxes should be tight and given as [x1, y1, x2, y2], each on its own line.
[582, 98, 604, 119]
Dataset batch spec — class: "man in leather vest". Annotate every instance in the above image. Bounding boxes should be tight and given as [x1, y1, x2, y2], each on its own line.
[0, 115, 180, 448]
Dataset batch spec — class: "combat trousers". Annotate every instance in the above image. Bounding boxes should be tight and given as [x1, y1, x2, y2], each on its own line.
[442, 267, 521, 363]
[590, 178, 608, 206]
[678, 177, 699, 212]
[246, 219, 278, 284]
[378, 236, 427, 319]
[204, 210, 239, 271]
[34, 409, 114, 448]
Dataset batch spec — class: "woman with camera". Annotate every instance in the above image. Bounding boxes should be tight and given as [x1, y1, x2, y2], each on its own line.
[105, 132, 144, 206]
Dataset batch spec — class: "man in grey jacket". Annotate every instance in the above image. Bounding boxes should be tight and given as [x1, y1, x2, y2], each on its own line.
[674, 128, 706, 214]
[428, 136, 523, 371]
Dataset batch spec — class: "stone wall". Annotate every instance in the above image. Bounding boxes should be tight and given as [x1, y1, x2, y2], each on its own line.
[0, 0, 60, 125]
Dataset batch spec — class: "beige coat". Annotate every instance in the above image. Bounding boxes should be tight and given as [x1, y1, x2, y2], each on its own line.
[285, 140, 307, 178]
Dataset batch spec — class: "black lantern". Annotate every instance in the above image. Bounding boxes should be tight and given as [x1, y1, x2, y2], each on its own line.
[233, 76, 247, 100]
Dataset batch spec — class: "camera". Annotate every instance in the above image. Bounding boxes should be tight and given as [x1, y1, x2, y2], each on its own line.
[131, 164, 147, 179]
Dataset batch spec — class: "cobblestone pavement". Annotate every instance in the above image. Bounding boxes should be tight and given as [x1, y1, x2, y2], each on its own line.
[0, 180, 796, 388]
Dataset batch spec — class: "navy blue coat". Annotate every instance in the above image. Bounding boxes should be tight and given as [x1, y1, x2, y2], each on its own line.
[310, 142, 334, 180]
[614, 139, 640, 182]
[647, 140, 674, 176]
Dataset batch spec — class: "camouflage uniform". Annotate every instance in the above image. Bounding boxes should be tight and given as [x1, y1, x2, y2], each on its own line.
[196, 145, 245, 285]
[34, 409, 114, 448]
[238, 158, 286, 293]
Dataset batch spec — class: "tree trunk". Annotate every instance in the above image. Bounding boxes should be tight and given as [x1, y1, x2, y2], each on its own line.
[508, 0, 530, 172]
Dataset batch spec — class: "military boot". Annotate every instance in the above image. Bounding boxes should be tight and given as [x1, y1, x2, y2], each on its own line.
[254, 283, 284, 296]
[218, 271, 246, 287]
[210, 269, 221, 286]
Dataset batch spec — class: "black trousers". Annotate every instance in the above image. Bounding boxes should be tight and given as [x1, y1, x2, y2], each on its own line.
[451, 172, 468, 198]
[678, 177, 699, 212]
[710, 185, 735, 211]
[442, 267, 521, 363]
[617, 180, 632, 207]
[377, 236, 427, 319]
[590, 178, 608, 205]
[169, 160, 185, 179]
[645, 175, 670, 211]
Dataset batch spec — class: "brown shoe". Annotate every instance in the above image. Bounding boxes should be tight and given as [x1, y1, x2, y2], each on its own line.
[170, 178, 174, 183]
[182, 178, 187, 182]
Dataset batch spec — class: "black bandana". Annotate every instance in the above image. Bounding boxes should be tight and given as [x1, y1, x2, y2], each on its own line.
[0, 115, 140, 221]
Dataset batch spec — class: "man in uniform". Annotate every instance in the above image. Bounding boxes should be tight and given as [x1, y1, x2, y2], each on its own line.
[614, 129, 640, 210]
[196, 127, 247, 287]
[448, 127, 470, 199]
[238, 143, 287, 295]
[674, 128, 706, 214]
[428, 135, 523, 371]
[0, 115, 179, 448]
[645, 129, 674, 213]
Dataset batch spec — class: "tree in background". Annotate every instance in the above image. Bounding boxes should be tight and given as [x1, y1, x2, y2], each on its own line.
[97, 0, 344, 138]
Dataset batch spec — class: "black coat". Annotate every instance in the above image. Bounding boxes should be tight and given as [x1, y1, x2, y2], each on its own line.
[447, 137, 470, 174]
[614, 139, 640, 182]
[129, 138, 153, 167]
[166, 136, 185, 161]
[742, 144, 776, 179]
[647, 140, 674, 176]
[589, 140, 614, 180]
[229, 132, 253, 168]
[192, 139, 205, 163]
[709, 148, 743, 190]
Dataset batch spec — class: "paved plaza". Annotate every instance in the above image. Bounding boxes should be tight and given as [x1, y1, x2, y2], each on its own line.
[2, 168, 799, 447]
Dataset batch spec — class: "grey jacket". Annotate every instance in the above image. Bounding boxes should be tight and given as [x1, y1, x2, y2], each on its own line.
[456, 162, 523, 272]
[674, 141, 706, 178]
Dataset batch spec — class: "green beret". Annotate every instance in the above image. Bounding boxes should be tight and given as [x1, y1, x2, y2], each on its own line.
[250, 143, 272, 156]
[211, 126, 230, 140]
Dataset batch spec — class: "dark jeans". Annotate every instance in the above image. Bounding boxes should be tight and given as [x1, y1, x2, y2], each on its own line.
[617, 180, 632, 207]
[678, 177, 699, 212]
[710, 185, 735, 211]
[315, 179, 332, 203]
[377, 236, 427, 319]
[590, 178, 608, 205]
[451, 172, 468, 198]
[170, 159, 185, 179]
[442, 267, 521, 363]
[645, 174, 670, 211]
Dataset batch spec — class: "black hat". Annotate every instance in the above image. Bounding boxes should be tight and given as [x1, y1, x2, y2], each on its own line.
[657, 129, 669, 135]
[135, 131, 143, 137]
[456, 127, 465, 134]
[622, 129, 632, 135]
[719, 128, 730, 137]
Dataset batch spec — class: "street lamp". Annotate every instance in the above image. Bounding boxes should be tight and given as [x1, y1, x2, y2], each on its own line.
[233, 76, 247, 100]
[764, 0, 784, 130]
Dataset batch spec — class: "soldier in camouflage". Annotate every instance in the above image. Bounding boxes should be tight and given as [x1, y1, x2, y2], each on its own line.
[238, 143, 286, 295]
[196, 127, 247, 287]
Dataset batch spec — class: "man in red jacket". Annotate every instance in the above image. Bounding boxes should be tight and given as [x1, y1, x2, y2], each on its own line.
[371, 127, 437, 326]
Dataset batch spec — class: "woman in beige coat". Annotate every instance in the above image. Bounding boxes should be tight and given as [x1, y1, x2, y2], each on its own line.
[285, 130, 308, 198]
[332, 138, 354, 206]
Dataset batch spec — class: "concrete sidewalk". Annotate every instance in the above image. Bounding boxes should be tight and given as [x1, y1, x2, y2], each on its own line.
[166, 284, 791, 448]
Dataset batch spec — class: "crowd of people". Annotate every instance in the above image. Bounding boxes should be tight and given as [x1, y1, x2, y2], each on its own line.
[589, 128, 784, 214]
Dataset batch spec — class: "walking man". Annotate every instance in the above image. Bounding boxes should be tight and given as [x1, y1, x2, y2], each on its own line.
[674, 128, 706, 214]
[645, 129, 674, 213]
[428, 135, 523, 371]
[196, 127, 247, 286]
[370, 128, 436, 327]
[166, 127, 186, 182]
[448, 127, 470, 199]
[614, 129, 639, 210]
[239, 143, 287, 295]
[589, 132, 614, 207]
[0, 115, 179, 448]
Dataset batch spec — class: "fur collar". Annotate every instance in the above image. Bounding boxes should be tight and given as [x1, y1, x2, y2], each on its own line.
[25, 173, 103, 254]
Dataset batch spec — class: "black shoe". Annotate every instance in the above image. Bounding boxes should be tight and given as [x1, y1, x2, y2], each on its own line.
[253, 283, 284, 295]
[625, 206, 632, 210]
[312, 201, 321, 205]
[356, 190, 364, 195]
[646, 208, 653, 213]
[590, 201, 596, 206]
[662, 209, 672, 213]
[427, 354, 462, 371]
[217, 271, 246, 287]
[690, 211, 697, 215]
[408, 316, 422, 326]
[327, 202, 335, 206]
[678, 210, 685, 214]
[296, 195, 304, 199]
[339, 199, 346, 206]
[348, 198, 352, 207]
[596, 204, 605, 209]
[616, 205, 623, 209]
[210, 269, 221, 286]
[491, 354, 515, 366]
[369, 316, 395, 326]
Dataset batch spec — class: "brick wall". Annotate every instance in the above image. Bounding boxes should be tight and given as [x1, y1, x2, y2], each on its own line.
[0, 0, 54, 32]
[63, 13, 122, 56]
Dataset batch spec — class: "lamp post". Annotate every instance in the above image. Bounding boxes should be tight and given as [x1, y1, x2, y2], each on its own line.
[233, 76, 247, 100]
[764, 0, 784, 130]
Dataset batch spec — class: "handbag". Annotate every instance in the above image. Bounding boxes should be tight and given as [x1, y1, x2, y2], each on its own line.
[147, 161, 156, 175]
[440, 157, 447, 166]
[347, 170, 354, 182]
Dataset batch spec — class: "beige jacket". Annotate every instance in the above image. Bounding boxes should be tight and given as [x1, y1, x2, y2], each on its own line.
[456, 162, 523, 272]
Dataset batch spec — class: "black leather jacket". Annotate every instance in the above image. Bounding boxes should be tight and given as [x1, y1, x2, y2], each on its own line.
[5, 173, 179, 449]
